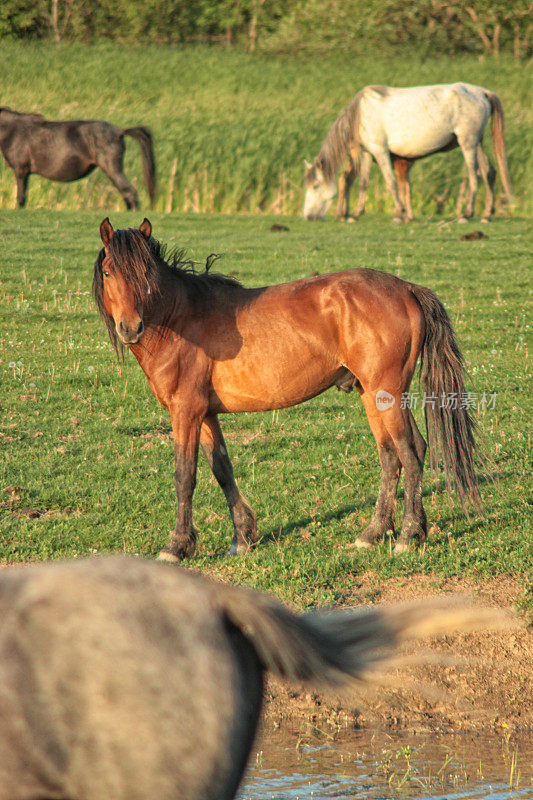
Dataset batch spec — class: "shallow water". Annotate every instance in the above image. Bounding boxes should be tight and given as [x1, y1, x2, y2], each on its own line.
[239, 725, 532, 800]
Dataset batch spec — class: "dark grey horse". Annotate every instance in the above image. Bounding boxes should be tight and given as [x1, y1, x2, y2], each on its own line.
[0, 107, 156, 209]
[0, 556, 499, 800]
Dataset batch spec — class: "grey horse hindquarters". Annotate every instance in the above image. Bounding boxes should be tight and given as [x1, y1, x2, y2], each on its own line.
[0, 556, 503, 800]
[0, 558, 262, 800]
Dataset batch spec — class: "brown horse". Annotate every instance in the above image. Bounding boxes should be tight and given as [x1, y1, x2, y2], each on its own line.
[93, 219, 481, 561]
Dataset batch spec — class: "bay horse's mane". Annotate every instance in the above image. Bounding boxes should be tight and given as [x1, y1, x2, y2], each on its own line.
[93, 227, 242, 354]
[312, 85, 389, 182]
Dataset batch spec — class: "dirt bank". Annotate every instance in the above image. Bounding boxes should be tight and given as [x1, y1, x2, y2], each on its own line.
[264, 574, 532, 733]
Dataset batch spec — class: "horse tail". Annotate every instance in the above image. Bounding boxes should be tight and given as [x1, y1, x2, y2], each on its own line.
[485, 91, 513, 204]
[218, 584, 495, 686]
[124, 126, 157, 206]
[408, 284, 482, 514]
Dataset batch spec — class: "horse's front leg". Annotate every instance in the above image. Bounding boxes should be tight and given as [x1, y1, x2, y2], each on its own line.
[373, 149, 405, 222]
[336, 165, 356, 220]
[158, 402, 203, 562]
[353, 151, 372, 218]
[15, 170, 29, 208]
[200, 415, 257, 555]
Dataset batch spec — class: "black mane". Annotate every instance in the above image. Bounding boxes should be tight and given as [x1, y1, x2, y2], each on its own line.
[93, 227, 242, 355]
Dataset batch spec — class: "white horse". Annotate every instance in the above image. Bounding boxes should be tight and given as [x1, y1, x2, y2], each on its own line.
[303, 82, 513, 223]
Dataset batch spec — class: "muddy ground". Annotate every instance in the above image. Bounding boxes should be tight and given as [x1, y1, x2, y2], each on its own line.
[264, 574, 532, 733]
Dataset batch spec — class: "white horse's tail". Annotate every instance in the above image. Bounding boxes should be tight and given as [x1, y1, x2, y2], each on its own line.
[218, 585, 505, 687]
[485, 91, 513, 204]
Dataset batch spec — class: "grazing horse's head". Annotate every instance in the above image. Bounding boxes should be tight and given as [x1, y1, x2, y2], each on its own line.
[303, 158, 337, 220]
[94, 218, 154, 349]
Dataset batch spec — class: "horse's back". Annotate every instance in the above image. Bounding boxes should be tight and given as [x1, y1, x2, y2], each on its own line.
[0, 557, 262, 800]
[206, 268, 423, 412]
[359, 83, 490, 157]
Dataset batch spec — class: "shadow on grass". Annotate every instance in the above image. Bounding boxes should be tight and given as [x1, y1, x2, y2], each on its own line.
[258, 498, 374, 547]
[118, 422, 171, 437]
[251, 465, 511, 551]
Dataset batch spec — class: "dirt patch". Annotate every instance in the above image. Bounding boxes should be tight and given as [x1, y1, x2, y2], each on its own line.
[264, 573, 532, 733]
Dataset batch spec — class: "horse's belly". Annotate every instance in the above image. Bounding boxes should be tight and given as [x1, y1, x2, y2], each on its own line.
[209, 360, 344, 414]
[380, 94, 456, 158]
[386, 125, 455, 158]
[33, 155, 95, 182]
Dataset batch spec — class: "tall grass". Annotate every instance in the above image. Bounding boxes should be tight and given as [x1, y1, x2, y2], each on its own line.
[0, 42, 531, 216]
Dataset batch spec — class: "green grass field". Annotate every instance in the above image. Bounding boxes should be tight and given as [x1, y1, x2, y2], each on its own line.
[0, 43, 531, 216]
[1, 210, 531, 608]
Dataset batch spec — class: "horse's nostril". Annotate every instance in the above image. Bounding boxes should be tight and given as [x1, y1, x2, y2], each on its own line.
[117, 319, 143, 343]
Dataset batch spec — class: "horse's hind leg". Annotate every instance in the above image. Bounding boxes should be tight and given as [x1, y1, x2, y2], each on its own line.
[353, 392, 401, 549]
[457, 142, 479, 220]
[97, 140, 139, 210]
[477, 143, 496, 221]
[200, 416, 257, 555]
[394, 159, 414, 221]
[381, 404, 427, 552]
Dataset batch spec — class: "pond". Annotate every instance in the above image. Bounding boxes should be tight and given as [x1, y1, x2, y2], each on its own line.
[239, 724, 532, 800]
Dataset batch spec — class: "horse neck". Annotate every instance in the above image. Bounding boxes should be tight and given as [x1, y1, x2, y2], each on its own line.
[128, 289, 185, 381]
[0, 120, 14, 146]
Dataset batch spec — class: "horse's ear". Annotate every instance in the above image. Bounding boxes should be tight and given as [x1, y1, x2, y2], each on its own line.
[304, 158, 312, 171]
[138, 218, 152, 240]
[100, 217, 114, 246]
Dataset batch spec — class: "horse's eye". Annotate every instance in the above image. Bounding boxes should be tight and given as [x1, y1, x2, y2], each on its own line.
[103, 270, 110, 278]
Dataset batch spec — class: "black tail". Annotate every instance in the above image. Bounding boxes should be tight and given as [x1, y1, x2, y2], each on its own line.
[124, 126, 156, 206]
[409, 284, 482, 513]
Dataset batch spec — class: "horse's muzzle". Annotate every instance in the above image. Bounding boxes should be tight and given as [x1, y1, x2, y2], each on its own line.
[117, 319, 144, 345]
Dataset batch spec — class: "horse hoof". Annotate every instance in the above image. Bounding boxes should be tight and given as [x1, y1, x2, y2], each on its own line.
[392, 217, 403, 225]
[157, 551, 181, 563]
[481, 217, 490, 224]
[227, 542, 253, 556]
[393, 540, 411, 554]
[457, 217, 468, 224]
[350, 538, 375, 550]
